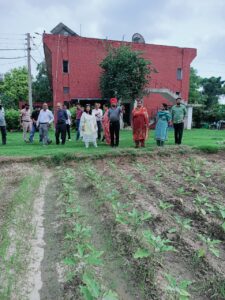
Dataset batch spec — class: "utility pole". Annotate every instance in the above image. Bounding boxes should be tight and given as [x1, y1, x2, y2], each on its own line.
[26, 33, 32, 109]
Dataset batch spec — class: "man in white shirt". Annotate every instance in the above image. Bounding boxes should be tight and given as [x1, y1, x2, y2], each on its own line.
[92, 103, 103, 141]
[63, 104, 72, 141]
[37, 103, 54, 145]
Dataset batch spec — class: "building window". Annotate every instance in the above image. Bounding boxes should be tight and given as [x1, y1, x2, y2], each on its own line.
[63, 60, 69, 73]
[177, 68, 182, 80]
[63, 87, 70, 94]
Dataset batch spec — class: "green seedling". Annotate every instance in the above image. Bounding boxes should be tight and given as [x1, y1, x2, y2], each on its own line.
[185, 172, 201, 184]
[204, 171, 212, 178]
[112, 201, 130, 212]
[159, 200, 174, 210]
[197, 234, 221, 258]
[76, 244, 104, 266]
[215, 204, 225, 227]
[174, 215, 192, 237]
[65, 223, 92, 243]
[66, 205, 81, 216]
[135, 162, 148, 173]
[80, 272, 119, 300]
[64, 243, 104, 271]
[185, 157, 204, 174]
[80, 272, 101, 299]
[105, 189, 120, 203]
[154, 172, 163, 181]
[113, 205, 152, 231]
[134, 230, 176, 260]
[176, 187, 191, 196]
[194, 195, 213, 215]
[165, 273, 192, 300]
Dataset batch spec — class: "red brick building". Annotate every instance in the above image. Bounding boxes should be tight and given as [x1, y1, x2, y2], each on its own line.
[43, 23, 196, 124]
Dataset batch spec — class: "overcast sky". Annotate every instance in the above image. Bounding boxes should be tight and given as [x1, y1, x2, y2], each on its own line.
[0, 0, 225, 80]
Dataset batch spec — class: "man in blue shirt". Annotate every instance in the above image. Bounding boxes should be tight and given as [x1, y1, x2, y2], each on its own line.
[55, 103, 68, 145]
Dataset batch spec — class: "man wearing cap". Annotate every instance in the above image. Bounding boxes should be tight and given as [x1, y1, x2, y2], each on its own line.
[108, 98, 122, 147]
[171, 97, 187, 145]
[20, 104, 32, 142]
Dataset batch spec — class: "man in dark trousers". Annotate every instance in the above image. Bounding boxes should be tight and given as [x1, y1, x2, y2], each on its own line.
[55, 102, 68, 145]
[108, 98, 122, 147]
[29, 106, 41, 143]
[171, 97, 187, 145]
[0, 103, 6, 145]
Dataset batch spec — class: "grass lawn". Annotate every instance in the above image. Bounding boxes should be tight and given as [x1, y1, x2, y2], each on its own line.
[0, 128, 224, 157]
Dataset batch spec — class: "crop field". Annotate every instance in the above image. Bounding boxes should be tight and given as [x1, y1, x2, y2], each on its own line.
[0, 149, 225, 299]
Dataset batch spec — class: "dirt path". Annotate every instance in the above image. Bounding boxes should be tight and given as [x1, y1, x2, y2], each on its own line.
[25, 170, 52, 300]
[38, 172, 63, 300]
[17, 168, 63, 300]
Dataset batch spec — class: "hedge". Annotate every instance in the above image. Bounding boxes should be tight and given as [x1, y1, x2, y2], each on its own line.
[5, 109, 20, 131]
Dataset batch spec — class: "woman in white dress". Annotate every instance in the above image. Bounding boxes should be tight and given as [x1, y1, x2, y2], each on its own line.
[80, 104, 98, 148]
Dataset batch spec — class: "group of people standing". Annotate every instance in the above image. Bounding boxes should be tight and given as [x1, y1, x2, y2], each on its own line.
[79, 98, 123, 148]
[19, 102, 72, 146]
[0, 97, 187, 148]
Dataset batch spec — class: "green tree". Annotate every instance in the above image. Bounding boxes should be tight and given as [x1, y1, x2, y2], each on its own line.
[201, 76, 225, 108]
[188, 67, 205, 104]
[32, 61, 53, 102]
[0, 67, 28, 109]
[99, 45, 154, 101]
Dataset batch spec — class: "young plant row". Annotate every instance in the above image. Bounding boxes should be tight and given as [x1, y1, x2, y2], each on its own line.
[82, 163, 194, 299]
[110, 161, 224, 262]
[59, 168, 119, 300]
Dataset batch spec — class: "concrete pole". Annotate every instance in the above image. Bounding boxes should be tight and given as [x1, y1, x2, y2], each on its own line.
[26, 33, 33, 110]
[187, 105, 193, 130]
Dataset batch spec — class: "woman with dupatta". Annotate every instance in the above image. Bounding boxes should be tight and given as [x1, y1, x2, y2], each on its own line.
[132, 99, 149, 148]
[155, 103, 171, 146]
[80, 104, 97, 148]
[102, 104, 111, 145]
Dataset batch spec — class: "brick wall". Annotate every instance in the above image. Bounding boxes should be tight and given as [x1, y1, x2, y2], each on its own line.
[43, 34, 196, 118]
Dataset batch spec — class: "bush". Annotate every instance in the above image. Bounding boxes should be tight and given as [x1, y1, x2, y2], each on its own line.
[5, 109, 20, 130]
[193, 105, 225, 128]
[69, 106, 77, 128]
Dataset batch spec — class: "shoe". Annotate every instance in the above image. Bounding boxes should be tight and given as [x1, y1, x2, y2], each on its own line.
[68, 139, 71, 141]
[48, 140, 52, 145]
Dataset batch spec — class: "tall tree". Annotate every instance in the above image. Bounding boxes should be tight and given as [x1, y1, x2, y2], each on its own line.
[32, 61, 53, 102]
[99, 45, 154, 101]
[0, 67, 28, 109]
[189, 67, 206, 104]
[201, 76, 225, 108]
